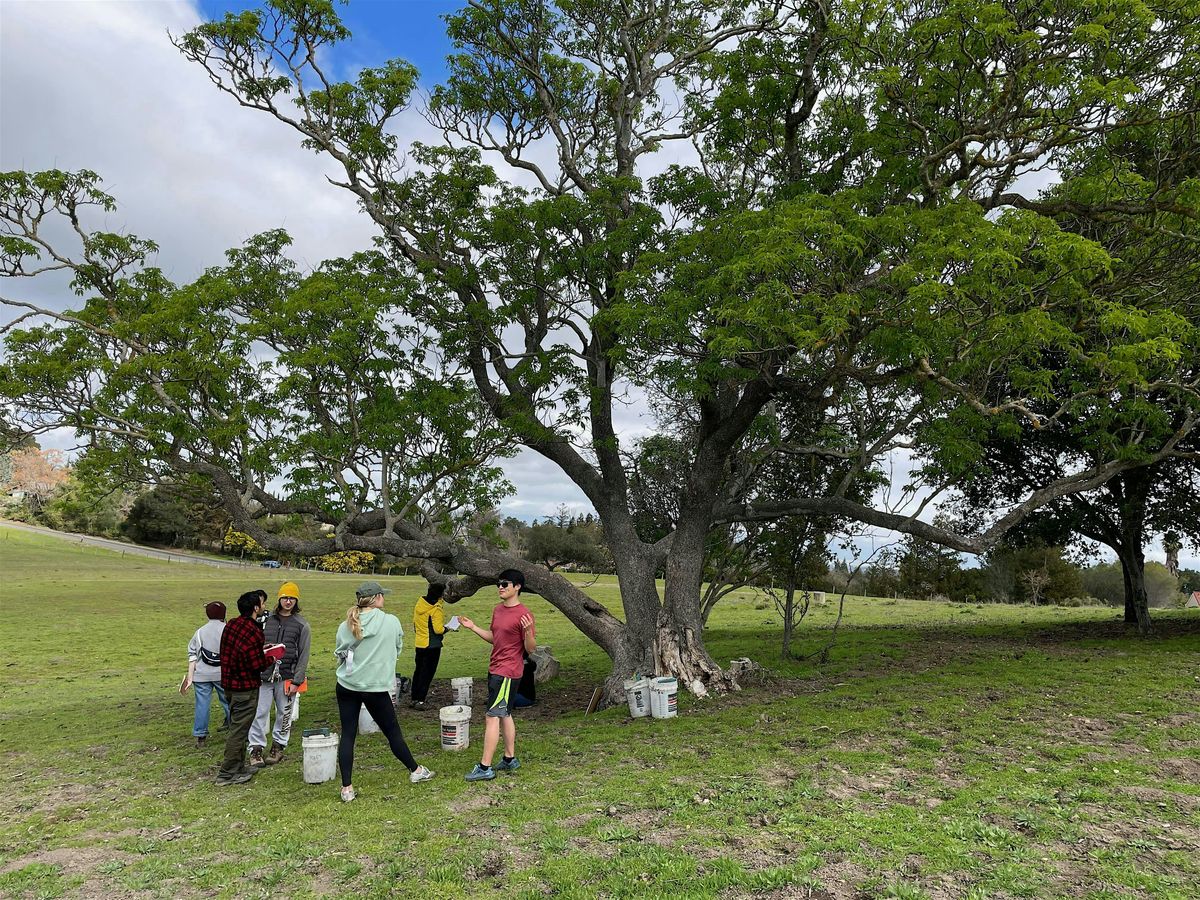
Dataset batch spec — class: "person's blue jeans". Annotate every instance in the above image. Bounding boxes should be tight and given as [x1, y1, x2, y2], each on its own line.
[193, 680, 230, 737]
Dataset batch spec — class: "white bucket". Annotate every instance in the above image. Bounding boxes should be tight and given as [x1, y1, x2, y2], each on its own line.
[624, 677, 650, 718]
[301, 732, 338, 784]
[358, 705, 381, 734]
[439, 704, 471, 751]
[451, 676, 473, 706]
[649, 677, 678, 719]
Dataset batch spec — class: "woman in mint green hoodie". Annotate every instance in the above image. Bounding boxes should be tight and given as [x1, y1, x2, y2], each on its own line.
[334, 581, 434, 802]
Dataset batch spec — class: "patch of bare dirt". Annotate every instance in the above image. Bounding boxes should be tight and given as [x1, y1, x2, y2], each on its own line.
[615, 807, 667, 831]
[1118, 784, 1200, 811]
[308, 867, 341, 899]
[1160, 712, 1199, 728]
[816, 764, 924, 808]
[0, 846, 145, 900]
[448, 790, 500, 813]
[929, 757, 969, 791]
[453, 815, 540, 874]
[464, 847, 508, 882]
[2, 847, 121, 876]
[1039, 845, 1138, 899]
[808, 859, 873, 899]
[709, 830, 809, 872]
[641, 825, 691, 849]
[1046, 866, 1105, 900]
[1075, 804, 1200, 854]
[566, 833, 618, 860]
[6, 778, 92, 816]
[1053, 715, 1119, 742]
[721, 886, 834, 899]
[1159, 757, 1200, 782]
[760, 763, 802, 789]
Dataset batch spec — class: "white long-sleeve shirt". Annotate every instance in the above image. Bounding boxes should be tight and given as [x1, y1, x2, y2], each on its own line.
[188, 619, 226, 683]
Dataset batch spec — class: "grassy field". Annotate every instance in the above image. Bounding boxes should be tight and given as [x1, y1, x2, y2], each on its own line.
[0, 524, 1197, 899]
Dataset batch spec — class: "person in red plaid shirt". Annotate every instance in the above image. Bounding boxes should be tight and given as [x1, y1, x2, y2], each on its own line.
[216, 591, 283, 785]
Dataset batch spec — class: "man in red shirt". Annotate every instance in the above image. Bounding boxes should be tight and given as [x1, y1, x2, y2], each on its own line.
[216, 591, 282, 785]
[459, 568, 536, 782]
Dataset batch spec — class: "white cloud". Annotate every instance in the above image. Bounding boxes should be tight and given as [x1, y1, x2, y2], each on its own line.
[0, 1, 376, 284]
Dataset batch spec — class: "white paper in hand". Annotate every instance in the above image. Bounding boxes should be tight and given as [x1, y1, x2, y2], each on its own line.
[445, 615, 461, 631]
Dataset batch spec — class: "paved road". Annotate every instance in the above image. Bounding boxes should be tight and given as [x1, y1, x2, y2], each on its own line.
[0, 519, 256, 570]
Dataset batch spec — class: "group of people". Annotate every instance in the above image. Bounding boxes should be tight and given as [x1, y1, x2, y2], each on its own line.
[182, 569, 537, 798]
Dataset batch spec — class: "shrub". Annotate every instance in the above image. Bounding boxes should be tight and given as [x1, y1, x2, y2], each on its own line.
[1056, 596, 1104, 608]
[223, 527, 264, 557]
[312, 550, 375, 573]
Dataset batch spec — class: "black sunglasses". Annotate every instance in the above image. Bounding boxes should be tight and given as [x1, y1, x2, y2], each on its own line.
[497, 580, 513, 588]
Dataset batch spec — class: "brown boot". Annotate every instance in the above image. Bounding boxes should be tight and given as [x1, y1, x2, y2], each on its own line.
[248, 746, 266, 768]
[266, 745, 285, 766]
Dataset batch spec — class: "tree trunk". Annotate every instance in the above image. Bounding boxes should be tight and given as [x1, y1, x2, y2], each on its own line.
[1119, 558, 1134, 621]
[1116, 470, 1153, 635]
[1164, 533, 1180, 578]
[595, 534, 663, 704]
[1116, 545, 1152, 634]
[781, 571, 796, 658]
[652, 512, 739, 697]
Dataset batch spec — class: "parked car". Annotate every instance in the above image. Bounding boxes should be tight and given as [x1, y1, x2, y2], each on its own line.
[260, 560, 282, 568]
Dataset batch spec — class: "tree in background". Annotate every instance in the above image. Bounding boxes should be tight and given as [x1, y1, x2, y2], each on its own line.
[1178, 568, 1200, 596]
[0, 418, 37, 488]
[765, 529, 832, 658]
[1082, 561, 1183, 609]
[944, 68, 1200, 630]
[122, 479, 229, 547]
[894, 536, 1087, 605]
[898, 530, 982, 602]
[4, 447, 69, 514]
[857, 557, 902, 600]
[525, 518, 609, 573]
[38, 468, 132, 538]
[1163, 531, 1182, 579]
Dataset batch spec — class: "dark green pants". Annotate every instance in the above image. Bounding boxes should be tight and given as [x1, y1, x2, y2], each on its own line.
[219, 689, 258, 777]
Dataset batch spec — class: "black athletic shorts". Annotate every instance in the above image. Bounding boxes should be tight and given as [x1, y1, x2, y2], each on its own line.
[485, 673, 516, 718]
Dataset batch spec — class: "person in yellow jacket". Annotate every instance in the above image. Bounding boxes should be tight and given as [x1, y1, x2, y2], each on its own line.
[410, 583, 447, 710]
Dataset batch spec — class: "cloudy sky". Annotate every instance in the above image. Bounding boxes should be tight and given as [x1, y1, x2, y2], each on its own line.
[2, 1, 1191, 568]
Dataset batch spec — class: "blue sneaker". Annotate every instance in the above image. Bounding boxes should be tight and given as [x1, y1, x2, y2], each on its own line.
[495, 756, 520, 773]
[465, 763, 496, 782]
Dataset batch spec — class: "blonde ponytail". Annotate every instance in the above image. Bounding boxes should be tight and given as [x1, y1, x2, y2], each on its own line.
[346, 594, 377, 640]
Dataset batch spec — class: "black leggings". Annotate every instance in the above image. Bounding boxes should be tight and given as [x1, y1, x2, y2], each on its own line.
[411, 646, 442, 702]
[336, 682, 417, 786]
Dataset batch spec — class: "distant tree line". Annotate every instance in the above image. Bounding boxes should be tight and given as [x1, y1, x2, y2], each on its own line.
[836, 537, 1197, 610]
[5, 442, 1196, 609]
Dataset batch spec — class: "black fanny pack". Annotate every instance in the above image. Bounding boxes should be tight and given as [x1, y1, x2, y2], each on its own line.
[199, 647, 221, 667]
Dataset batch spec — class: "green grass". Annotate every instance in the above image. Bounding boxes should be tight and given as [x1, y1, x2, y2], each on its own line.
[1, 524, 1198, 898]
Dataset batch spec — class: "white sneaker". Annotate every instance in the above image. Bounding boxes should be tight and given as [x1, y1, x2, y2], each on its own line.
[340, 786, 356, 802]
[410, 765, 434, 783]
